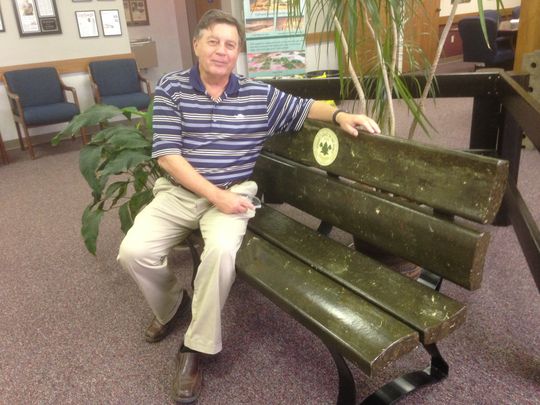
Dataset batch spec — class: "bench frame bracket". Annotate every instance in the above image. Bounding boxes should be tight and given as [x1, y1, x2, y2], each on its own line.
[360, 343, 449, 404]
[326, 345, 357, 405]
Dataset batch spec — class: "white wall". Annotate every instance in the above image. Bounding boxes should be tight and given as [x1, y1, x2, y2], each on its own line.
[0, 0, 337, 144]
[439, 0, 520, 17]
[126, 0, 187, 86]
[0, 0, 131, 142]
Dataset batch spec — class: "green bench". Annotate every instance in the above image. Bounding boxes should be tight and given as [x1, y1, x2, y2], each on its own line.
[189, 119, 508, 404]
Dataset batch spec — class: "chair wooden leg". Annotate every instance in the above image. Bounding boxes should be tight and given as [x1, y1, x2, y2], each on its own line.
[0, 133, 9, 164]
[15, 123, 25, 151]
[21, 123, 36, 159]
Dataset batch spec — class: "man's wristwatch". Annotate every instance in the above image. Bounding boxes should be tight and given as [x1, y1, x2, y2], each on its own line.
[332, 109, 346, 126]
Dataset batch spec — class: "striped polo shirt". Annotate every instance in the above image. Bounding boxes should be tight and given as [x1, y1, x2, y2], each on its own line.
[151, 66, 315, 187]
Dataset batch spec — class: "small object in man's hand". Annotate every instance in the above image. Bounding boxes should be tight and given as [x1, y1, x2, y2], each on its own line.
[238, 194, 262, 209]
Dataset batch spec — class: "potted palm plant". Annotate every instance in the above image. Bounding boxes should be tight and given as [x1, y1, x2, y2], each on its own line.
[283, 0, 505, 136]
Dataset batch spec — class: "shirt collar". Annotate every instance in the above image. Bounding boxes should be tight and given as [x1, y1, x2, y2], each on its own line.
[189, 64, 240, 98]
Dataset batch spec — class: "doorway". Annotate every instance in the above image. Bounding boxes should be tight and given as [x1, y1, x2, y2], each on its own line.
[185, 0, 223, 65]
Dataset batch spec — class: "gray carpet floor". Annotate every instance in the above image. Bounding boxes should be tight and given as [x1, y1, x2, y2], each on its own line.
[1, 98, 539, 405]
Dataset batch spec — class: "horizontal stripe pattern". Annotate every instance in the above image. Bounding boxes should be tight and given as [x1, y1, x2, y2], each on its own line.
[152, 66, 314, 187]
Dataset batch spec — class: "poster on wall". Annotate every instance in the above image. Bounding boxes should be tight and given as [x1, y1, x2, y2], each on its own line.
[11, 0, 61, 36]
[243, 0, 306, 78]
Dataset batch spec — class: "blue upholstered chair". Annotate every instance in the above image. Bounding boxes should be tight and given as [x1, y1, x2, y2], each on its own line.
[512, 6, 521, 19]
[483, 9, 500, 24]
[88, 58, 151, 110]
[3, 67, 87, 159]
[458, 16, 515, 70]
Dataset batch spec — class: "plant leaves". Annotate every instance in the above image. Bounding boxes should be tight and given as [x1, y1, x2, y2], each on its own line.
[52, 104, 124, 145]
[121, 107, 137, 121]
[144, 100, 154, 133]
[81, 205, 104, 255]
[99, 150, 152, 177]
[133, 167, 150, 193]
[104, 180, 129, 207]
[79, 144, 104, 195]
[90, 125, 139, 145]
[107, 131, 152, 151]
[118, 202, 134, 234]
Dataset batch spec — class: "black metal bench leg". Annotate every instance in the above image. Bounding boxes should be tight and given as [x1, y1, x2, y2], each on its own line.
[324, 344, 357, 405]
[360, 343, 449, 404]
[417, 269, 443, 291]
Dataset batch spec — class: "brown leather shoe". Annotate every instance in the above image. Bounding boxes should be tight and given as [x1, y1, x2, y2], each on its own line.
[172, 349, 202, 404]
[145, 290, 191, 343]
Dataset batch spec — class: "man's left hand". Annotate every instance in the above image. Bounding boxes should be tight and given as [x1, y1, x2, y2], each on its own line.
[337, 112, 381, 136]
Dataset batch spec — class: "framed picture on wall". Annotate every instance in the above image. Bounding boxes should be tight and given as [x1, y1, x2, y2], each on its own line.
[0, 6, 5, 32]
[100, 9, 122, 36]
[123, 0, 131, 24]
[76, 10, 99, 38]
[124, 0, 149, 26]
[11, 0, 61, 36]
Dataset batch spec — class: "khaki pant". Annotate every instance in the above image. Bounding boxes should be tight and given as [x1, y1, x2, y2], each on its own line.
[117, 177, 257, 354]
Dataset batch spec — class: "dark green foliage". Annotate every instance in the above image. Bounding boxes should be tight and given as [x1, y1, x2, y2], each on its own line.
[53, 103, 161, 254]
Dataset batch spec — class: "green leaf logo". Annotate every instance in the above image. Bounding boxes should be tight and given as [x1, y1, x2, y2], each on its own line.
[313, 128, 339, 166]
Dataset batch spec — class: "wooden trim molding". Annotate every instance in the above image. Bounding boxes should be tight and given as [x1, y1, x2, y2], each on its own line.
[0, 53, 134, 81]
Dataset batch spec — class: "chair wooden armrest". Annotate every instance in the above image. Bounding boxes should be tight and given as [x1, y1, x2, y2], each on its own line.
[90, 81, 101, 104]
[5, 89, 24, 119]
[138, 72, 151, 95]
[60, 80, 81, 107]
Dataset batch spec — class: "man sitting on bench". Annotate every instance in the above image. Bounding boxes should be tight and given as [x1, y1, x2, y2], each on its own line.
[117, 9, 380, 404]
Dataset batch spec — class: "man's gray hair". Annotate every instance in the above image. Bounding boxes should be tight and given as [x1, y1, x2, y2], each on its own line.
[193, 9, 245, 45]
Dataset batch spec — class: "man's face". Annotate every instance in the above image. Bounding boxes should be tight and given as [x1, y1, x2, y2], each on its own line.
[193, 23, 241, 81]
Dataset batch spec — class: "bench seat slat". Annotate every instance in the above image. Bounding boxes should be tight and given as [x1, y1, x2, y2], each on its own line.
[263, 120, 508, 224]
[254, 154, 489, 290]
[237, 231, 419, 377]
[248, 206, 467, 345]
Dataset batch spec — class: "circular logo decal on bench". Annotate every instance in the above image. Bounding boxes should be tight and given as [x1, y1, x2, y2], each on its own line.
[313, 128, 339, 166]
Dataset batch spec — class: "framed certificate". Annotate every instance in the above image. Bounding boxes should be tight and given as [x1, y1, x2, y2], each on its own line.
[100, 9, 121, 36]
[76, 10, 99, 38]
[12, 0, 61, 36]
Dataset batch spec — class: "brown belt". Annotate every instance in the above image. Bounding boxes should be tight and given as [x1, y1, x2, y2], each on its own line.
[164, 174, 245, 190]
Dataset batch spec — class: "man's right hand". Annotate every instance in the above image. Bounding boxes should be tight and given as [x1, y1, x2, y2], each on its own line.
[212, 189, 255, 214]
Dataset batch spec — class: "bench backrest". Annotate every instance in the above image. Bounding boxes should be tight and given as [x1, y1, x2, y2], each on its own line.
[253, 120, 509, 290]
